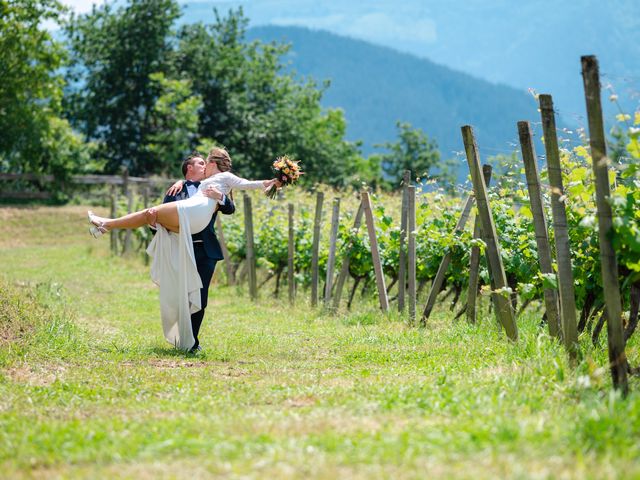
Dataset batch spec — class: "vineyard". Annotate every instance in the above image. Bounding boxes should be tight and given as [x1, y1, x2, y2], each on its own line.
[103, 57, 640, 394]
[2, 53, 640, 477]
[4, 0, 640, 473]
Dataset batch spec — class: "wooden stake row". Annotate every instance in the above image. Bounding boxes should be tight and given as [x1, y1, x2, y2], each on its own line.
[230, 55, 629, 395]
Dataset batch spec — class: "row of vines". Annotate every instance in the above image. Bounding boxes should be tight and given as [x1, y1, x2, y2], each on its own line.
[113, 110, 639, 346]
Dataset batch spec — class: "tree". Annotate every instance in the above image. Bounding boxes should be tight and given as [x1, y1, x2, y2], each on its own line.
[0, 0, 89, 177]
[369, 122, 442, 189]
[144, 73, 203, 176]
[174, 8, 362, 186]
[65, 0, 181, 175]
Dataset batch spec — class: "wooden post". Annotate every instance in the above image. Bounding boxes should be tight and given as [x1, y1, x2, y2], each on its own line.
[216, 215, 234, 286]
[466, 165, 493, 323]
[143, 183, 150, 209]
[288, 203, 295, 304]
[581, 55, 628, 393]
[243, 194, 257, 301]
[518, 121, 562, 338]
[539, 94, 579, 357]
[142, 182, 151, 266]
[407, 186, 417, 322]
[461, 126, 518, 340]
[333, 201, 364, 310]
[362, 190, 389, 312]
[311, 192, 324, 307]
[324, 198, 341, 308]
[122, 169, 133, 255]
[398, 170, 411, 311]
[421, 194, 474, 324]
[110, 184, 118, 255]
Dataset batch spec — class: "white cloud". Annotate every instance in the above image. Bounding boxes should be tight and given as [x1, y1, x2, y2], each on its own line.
[348, 12, 436, 44]
[266, 11, 436, 47]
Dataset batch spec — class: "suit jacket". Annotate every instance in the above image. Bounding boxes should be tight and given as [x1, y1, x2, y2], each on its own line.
[162, 185, 235, 261]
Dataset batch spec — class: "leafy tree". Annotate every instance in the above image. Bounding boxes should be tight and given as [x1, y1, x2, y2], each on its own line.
[369, 121, 442, 189]
[173, 8, 362, 186]
[144, 73, 203, 176]
[0, 0, 90, 178]
[65, 0, 181, 175]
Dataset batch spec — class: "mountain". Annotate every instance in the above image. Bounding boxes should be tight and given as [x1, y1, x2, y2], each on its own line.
[181, 0, 640, 124]
[245, 25, 541, 161]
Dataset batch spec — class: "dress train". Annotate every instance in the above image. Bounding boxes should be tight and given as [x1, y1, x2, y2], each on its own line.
[146, 204, 201, 350]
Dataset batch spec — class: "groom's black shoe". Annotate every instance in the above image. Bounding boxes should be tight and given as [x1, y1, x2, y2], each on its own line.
[188, 345, 202, 355]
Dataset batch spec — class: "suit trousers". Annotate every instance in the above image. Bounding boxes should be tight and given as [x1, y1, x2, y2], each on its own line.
[191, 242, 217, 348]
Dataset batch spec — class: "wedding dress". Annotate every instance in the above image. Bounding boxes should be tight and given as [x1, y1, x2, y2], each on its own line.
[146, 172, 264, 350]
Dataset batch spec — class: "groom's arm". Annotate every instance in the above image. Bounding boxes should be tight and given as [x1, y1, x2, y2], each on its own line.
[218, 195, 235, 215]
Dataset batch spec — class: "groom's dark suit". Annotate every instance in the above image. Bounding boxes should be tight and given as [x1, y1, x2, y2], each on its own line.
[162, 184, 235, 350]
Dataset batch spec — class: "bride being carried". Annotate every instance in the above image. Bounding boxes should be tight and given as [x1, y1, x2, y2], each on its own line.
[87, 147, 280, 237]
[86, 147, 283, 352]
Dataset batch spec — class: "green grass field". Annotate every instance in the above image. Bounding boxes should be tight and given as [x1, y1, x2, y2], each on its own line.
[1, 205, 639, 479]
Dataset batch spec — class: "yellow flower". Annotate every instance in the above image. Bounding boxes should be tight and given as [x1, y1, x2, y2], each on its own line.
[284, 167, 290, 174]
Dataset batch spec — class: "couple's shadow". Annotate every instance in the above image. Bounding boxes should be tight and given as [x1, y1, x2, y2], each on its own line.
[148, 346, 206, 359]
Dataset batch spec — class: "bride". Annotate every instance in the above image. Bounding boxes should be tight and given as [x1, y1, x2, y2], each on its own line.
[87, 147, 280, 352]
[87, 147, 279, 236]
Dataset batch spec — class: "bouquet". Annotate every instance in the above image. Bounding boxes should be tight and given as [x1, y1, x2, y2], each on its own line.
[266, 155, 303, 199]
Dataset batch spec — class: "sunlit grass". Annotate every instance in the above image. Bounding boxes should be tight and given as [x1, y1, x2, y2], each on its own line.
[1, 205, 639, 479]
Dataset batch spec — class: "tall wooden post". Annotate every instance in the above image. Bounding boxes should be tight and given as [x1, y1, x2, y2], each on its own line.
[421, 194, 474, 323]
[467, 165, 492, 324]
[311, 192, 324, 307]
[243, 194, 257, 301]
[288, 203, 295, 304]
[407, 186, 417, 322]
[462, 126, 518, 340]
[398, 170, 411, 311]
[110, 184, 118, 255]
[518, 121, 561, 338]
[324, 198, 341, 308]
[333, 201, 364, 310]
[143, 183, 150, 209]
[539, 94, 579, 357]
[216, 215, 234, 286]
[362, 190, 389, 312]
[122, 169, 133, 255]
[581, 55, 628, 393]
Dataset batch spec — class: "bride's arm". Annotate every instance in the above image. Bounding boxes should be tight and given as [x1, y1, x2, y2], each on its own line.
[165, 179, 184, 197]
[224, 172, 277, 190]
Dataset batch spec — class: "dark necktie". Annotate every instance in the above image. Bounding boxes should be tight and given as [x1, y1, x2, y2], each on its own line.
[185, 180, 200, 188]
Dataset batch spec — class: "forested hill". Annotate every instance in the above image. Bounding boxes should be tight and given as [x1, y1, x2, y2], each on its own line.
[246, 25, 540, 158]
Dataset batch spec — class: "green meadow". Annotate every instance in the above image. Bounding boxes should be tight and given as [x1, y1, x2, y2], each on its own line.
[1, 205, 639, 479]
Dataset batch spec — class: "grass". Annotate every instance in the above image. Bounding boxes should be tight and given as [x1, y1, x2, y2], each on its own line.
[1, 205, 639, 479]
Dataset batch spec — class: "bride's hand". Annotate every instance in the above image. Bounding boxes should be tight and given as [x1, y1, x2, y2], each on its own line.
[166, 180, 184, 196]
[264, 178, 282, 188]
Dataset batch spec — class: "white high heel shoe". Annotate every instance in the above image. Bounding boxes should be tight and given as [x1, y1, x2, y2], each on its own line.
[88, 211, 108, 238]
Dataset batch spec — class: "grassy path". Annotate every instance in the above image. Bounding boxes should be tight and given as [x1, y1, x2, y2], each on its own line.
[1, 205, 639, 479]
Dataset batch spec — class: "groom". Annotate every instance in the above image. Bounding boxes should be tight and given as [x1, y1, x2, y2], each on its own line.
[149, 153, 235, 353]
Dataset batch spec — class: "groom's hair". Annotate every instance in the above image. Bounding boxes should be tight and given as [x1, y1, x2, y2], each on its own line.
[182, 152, 204, 177]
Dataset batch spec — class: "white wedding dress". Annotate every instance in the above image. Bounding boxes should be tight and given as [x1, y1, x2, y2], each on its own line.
[146, 172, 265, 351]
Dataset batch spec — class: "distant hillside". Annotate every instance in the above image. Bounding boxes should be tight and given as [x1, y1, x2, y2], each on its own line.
[183, 1, 639, 123]
[246, 25, 541, 160]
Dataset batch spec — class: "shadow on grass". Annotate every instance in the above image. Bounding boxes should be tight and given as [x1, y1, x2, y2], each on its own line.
[148, 346, 195, 358]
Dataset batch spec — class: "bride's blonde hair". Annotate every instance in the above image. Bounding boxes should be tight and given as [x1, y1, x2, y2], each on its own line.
[206, 147, 232, 172]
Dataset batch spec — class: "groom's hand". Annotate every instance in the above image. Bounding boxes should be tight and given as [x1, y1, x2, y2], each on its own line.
[203, 186, 224, 202]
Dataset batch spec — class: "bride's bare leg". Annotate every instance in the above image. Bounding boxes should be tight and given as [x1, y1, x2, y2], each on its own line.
[90, 203, 180, 232]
